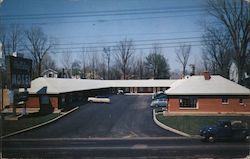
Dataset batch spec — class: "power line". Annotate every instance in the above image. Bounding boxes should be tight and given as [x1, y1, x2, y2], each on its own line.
[19, 36, 203, 48]
[54, 36, 203, 46]
[3, 5, 206, 19]
[51, 40, 202, 50]
[2, 13, 204, 26]
[54, 30, 203, 39]
[48, 44, 203, 54]
[20, 37, 208, 53]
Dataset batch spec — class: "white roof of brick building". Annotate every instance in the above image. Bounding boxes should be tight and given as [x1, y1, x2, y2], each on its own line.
[165, 75, 250, 96]
[24, 75, 250, 95]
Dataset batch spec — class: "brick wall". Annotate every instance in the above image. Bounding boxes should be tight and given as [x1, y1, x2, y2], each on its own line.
[26, 96, 58, 109]
[168, 97, 250, 113]
[26, 97, 40, 108]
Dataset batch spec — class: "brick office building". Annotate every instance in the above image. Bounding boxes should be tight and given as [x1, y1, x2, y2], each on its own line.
[165, 72, 250, 114]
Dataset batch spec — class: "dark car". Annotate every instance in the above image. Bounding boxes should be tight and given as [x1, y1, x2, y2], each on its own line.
[152, 93, 167, 100]
[200, 120, 249, 143]
[150, 98, 168, 108]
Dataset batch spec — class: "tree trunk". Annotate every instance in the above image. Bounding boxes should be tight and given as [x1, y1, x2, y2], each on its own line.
[183, 66, 186, 76]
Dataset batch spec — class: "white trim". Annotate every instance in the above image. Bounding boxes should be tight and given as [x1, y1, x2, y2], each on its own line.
[179, 107, 198, 110]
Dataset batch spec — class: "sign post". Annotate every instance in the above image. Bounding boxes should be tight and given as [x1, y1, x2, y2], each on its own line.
[5, 55, 32, 116]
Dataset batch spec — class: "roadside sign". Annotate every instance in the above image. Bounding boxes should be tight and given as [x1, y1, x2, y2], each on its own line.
[5, 55, 32, 89]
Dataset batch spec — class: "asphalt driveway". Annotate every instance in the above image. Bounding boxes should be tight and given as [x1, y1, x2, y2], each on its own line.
[9, 95, 179, 139]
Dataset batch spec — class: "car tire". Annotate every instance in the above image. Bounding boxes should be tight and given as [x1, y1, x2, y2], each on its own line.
[89, 100, 93, 103]
[207, 135, 215, 143]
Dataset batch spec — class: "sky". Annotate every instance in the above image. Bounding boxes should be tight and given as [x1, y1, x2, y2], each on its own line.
[1, 0, 207, 72]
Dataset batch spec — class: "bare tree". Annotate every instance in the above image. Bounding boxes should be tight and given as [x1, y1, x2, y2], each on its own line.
[110, 63, 122, 80]
[88, 49, 99, 79]
[207, 0, 250, 84]
[8, 24, 23, 53]
[97, 62, 106, 80]
[136, 51, 145, 79]
[103, 47, 111, 79]
[202, 26, 232, 78]
[175, 44, 191, 76]
[71, 60, 81, 78]
[25, 26, 54, 77]
[115, 38, 135, 79]
[42, 54, 57, 71]
[61, 49, 73, 77]
[0, 25, 8, 57]
[80, 47, 88, 79]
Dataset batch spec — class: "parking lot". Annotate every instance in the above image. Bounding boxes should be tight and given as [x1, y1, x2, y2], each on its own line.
[9, 95, 179, 139]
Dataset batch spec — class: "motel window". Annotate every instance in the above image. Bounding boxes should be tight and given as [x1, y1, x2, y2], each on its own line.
[222, 97, 229, 104]
[239, 98, 244, 105]
[179, 97, 197, 108]
[148, 87, 153, 92]
[139, 87, 143, 92]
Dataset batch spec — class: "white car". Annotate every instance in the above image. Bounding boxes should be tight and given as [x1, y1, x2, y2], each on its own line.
[117, 89, 124, 95]
[88, 96, 111, 103]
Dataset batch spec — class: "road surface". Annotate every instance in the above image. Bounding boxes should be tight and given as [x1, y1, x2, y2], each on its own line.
[2, 95, 249, 158]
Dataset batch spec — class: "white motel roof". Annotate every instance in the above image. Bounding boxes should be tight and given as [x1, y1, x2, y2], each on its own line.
[26, 77, 176, 94]
[165, 75, 250, 96]
[24, 75, 250, 96]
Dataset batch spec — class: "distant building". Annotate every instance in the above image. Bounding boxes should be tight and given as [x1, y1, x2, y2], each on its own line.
[42, 69, 58, 78]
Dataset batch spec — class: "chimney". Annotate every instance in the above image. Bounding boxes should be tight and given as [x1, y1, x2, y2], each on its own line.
[203, 71, 211, 80]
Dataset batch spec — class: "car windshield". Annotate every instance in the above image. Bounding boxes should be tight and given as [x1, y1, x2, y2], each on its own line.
[1, 0, 250, 158]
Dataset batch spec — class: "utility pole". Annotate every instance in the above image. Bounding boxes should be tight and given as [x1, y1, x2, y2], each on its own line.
[0, 0, 4, 111]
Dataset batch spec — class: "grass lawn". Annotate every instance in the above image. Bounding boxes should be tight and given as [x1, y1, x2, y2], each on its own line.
[1, 113, 60, 136]
[156, 114, 250, 135]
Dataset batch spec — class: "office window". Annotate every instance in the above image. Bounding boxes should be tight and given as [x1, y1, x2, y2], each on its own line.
[222, 97, 228, 104]
[179, 97, 197, 108]
[239, 98, 244, 104]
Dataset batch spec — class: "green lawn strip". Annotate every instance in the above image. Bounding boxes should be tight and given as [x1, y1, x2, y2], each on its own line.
[154, 107, 164, 113]
[1, 113, 60, 136]
[156, 114, 250, 135]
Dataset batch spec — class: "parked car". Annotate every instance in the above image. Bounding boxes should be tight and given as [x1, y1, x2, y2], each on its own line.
[88, 96, 111, 103]
[153, 94, 167, 100]
[150, 98, 168, 108]
[117, 89, 124, 95]
[152, 91, 164, 100]
[200, 120, 249, 143]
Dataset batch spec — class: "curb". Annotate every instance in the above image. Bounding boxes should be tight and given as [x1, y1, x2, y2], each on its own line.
[1, 106, 79, 139]
[153, 109, 191, 137]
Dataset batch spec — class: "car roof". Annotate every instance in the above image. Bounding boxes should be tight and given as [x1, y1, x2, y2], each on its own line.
[96, 96, 109, 98]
